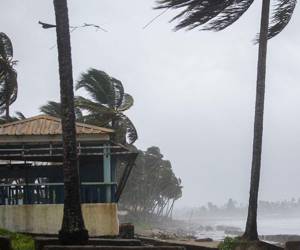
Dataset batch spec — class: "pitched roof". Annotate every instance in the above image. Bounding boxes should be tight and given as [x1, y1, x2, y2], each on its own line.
[0, 115, 114, 136]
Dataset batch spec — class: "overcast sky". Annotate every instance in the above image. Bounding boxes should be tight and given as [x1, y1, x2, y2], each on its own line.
[1, 1, 300, 208]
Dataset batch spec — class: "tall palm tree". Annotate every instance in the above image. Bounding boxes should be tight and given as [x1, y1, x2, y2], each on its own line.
[0, 32, 18, 120]
[76, 68, 138, 144]
[53, 0, 88, 244]
[155, 0, 297, 241]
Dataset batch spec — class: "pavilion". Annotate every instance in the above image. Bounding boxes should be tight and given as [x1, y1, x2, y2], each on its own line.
[0, 115, 136, 236]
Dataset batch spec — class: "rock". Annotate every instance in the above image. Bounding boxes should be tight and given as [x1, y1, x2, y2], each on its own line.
[235, 241, 283, 250]
[119, 223, 135, 239]
[0, 236, 11, 250]
[285, 241, 300, 250]
[195, 238, 213, 242]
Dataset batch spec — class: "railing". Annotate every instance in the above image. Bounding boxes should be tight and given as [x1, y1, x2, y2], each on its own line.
[0, 182, 117, 205]
[0, 144, 132, 158]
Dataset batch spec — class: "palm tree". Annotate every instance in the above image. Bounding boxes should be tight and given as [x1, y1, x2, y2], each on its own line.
[76, 68, 138, 144]
[155, 0, 297, 241]
[0, 111, 26, 124]
[53, 0, 88, 244]
[0, 32, 18, 121]
[40, 100, 84, 121]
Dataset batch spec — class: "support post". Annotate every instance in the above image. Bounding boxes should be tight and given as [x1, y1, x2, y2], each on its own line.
[103, 144, 111, 202]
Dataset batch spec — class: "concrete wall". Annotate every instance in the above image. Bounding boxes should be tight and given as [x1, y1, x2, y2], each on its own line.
[0, 203, 119, 236]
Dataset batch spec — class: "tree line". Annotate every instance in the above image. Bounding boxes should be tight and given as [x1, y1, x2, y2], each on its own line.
[182, 198, 300, 219]
[118, 146, 182, 221]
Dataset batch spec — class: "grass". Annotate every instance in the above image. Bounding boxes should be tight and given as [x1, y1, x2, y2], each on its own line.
[219, 237, 240, 250]
[0, 228, 34, 250]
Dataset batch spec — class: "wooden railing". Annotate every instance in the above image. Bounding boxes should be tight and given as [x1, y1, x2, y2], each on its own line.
[0, 182, 117, 205]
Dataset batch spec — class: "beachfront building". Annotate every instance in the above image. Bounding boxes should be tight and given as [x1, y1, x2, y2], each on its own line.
[0, 115, 136, 236]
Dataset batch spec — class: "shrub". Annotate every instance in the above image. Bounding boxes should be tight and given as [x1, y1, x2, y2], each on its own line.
[219, 237, 239, 250]
[0, 228, 34, 250]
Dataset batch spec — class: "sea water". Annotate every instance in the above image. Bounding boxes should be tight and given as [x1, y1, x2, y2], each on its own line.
[193, 217, 300, 240]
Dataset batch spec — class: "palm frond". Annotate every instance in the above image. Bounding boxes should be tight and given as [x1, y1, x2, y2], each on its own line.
[117, 114, 138, 144]
[40, 100, 84, 120]
[203, 0, 255, 31]
[267, 0, 297, 39]
[14, 111, 26, 120]
[76, 68, 115, 106]
[0, 69, 17, 107]
[118, 93, 134, 112]
[40, 101, 62, 117]
[0, 115, 19, 124]
[7, 70, 17, 105]
[155, 0, 254, 31]
[0, 33, 13, 59]
[111, 77, 124, 109]
[75, 96, 113, 114]
[81, 113, 113, 127]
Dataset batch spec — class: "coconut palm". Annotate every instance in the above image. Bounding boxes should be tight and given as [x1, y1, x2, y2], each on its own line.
[0, 32, 18, 120]
[53, 0, 88, 244]
[76, 68, 138, 144]
[155, 0, 297, 241]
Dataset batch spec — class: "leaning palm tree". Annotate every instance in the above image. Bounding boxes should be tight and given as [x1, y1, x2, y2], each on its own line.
[53, 0, 88, 244]
[155, 0, 297, 241]
[0, 32, 18, 120]
[76, 68, 138, 144]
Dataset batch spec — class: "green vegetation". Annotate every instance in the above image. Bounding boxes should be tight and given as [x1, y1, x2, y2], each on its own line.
[119, 146, 182, 221]
[0, 228, 34, 250]
[40, 68, 138, 145]
[0, 32, 18, 121]
[219, 237, 239, 250]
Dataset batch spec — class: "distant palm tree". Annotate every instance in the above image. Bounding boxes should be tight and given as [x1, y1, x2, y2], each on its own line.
[76, 68, 138, 144]
[40, 100, 84, 121]
[0, 111, 26, 124]
[53, 0, 88, 244]
[0, 32, 18, 120]
[155, 0, 297, 241]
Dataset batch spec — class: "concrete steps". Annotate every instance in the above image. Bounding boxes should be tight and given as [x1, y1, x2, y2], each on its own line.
[44, 247, 185, 250]
[35, 238, 143, 250]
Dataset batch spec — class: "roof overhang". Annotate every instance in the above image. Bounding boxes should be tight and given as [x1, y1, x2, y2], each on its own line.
[0, 134, 110, 144]
[0, 115, 113, 144]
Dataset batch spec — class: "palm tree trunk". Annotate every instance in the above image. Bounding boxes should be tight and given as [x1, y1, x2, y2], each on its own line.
[53, 0, 88, 244]
[5, 100, 9, 121]
[243, 0, 270, 241]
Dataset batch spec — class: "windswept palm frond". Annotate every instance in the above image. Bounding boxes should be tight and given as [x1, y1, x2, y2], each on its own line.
[14, 111, 26, 120]
[118, 93, 134, 112]
[40, 101, 62, 117]
[0, 32, 13, 58]
[75, 96, 112, 114]
[117, 114, 138, 144]
[111, 77, 124, 109]
[40, 100, 83, 120]
[76, 68, 114, 106]
[155, 0, 255, 31]
[203, 0, 255, 31]
[0, 33, 18, 119]
[268, 0, 297, 39]
[0, 69, 17, 109]
[80, 113, 113, 127]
